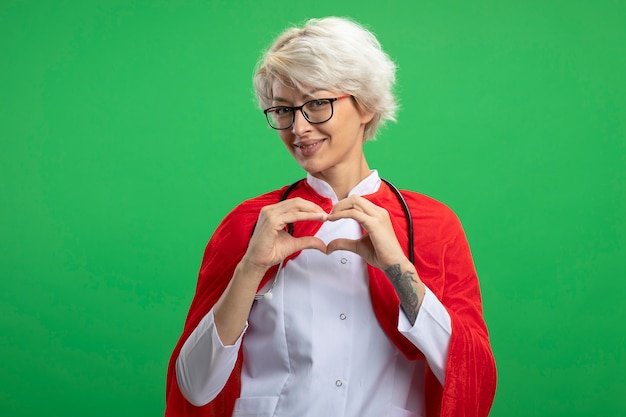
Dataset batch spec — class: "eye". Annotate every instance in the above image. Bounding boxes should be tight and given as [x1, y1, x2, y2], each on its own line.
[305, 98, 330, 113]
[273, 106, 293, 116]
[307, 99, 329, 109]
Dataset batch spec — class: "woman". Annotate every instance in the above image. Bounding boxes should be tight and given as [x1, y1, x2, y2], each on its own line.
[165, 17, 496, 417]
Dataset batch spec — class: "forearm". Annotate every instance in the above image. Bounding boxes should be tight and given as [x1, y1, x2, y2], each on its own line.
[176, 309, 244, 406]
[213, 259, 267, 345]
[384, 259, 426, 325]
[397, 287, 452, 384]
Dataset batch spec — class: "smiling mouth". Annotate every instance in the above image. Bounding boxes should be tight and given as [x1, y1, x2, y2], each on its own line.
[294, 139, 326, 150]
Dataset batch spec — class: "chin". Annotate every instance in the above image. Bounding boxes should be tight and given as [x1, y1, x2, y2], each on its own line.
[297, 160, 327, 176]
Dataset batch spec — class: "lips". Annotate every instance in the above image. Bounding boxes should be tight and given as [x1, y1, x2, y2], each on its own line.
[294, 139, 326, 156]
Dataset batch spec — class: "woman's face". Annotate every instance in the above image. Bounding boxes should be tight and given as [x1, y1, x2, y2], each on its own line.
[270, 81, 374, 181]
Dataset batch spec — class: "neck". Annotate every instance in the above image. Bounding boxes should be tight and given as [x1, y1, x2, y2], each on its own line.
[311, 155, 371, 199]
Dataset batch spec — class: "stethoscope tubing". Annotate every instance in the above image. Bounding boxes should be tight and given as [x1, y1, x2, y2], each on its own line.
[380, 178, 415, 265]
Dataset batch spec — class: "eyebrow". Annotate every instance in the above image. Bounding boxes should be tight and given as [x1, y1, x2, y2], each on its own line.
[272, 89, 326, 105]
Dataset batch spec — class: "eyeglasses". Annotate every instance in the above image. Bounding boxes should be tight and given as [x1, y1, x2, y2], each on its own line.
[263, 94, 353, 130]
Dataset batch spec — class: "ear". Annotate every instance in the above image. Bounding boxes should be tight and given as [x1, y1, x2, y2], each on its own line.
[351, 96, 375, 125]
[360, 110, 375, 125]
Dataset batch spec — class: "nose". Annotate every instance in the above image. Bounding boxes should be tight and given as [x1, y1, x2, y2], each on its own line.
[291, 108, 312, 135]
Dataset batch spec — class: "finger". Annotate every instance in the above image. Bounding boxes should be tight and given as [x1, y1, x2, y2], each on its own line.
[326, 207, 367, 222]
[330, 195, 377, 214]
[258, 199, 328, 231]
[327, 205, 383, 229]
[271, 210, 328, 227]
[272, 197, 328, 215]
[328, 197, 383, 222]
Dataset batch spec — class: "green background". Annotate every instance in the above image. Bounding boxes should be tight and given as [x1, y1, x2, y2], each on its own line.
[2, 1, 625, 416]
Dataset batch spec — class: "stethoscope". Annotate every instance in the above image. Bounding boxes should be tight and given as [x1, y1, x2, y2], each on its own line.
[254, 178, 414, 301]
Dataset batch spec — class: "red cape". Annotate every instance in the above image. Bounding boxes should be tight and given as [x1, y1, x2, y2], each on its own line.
[165, 180, 496, 416]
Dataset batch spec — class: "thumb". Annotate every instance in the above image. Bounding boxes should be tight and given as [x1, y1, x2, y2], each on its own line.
[293, 236, 328, 254]
[326, 238, 358, 255]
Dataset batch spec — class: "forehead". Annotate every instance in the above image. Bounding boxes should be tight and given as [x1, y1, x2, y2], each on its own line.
[271, 80, 335, 103]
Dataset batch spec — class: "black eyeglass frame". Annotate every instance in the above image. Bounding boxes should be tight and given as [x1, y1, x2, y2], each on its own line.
[263, 94, 353, 130]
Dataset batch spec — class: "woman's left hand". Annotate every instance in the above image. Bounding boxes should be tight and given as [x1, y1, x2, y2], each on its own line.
[326, 195, 407, 270]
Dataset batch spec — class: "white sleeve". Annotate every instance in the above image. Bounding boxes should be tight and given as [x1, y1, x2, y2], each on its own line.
[175, 308, 247, 406]
[398, 286, 452, 385]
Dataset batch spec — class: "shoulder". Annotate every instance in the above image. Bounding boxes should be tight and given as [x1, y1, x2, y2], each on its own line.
[399, 190, 464, 238]
[218, 187, 286, 229]
[231, 188, 285, 215]
[226, 178, 319, 219]
[401, 190, 458, 219]
[202, 187, 288, 257]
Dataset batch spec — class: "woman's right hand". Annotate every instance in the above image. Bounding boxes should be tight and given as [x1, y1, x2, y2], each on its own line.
[240, 197, 328, 279]
[214, 198, 327, 345]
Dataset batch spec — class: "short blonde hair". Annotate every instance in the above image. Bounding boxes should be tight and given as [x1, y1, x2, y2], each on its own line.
[253, 17, 397, 141]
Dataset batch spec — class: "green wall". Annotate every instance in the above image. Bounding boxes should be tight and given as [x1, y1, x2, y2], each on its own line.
[2, 1, 624, 416]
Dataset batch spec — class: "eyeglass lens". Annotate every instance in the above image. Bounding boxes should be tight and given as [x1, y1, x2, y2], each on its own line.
[266, 99, 334, 130]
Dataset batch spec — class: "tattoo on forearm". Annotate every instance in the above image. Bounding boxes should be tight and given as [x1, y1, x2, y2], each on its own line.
[384, 264, 420, 325]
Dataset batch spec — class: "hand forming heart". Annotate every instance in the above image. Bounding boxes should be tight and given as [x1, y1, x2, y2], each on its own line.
[326, 195, 408, 271]
[242, 195, 408, 279]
